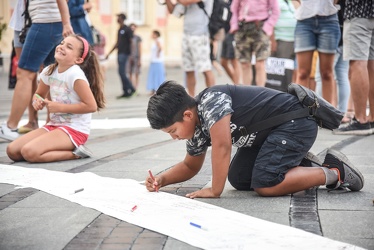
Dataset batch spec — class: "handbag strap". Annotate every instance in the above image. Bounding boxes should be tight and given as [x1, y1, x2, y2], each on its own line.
[238, 107, 310, 136]
[22, 0, 32, 26]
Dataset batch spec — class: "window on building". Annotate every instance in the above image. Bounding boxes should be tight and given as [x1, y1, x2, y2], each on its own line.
[120, 0, 145, 25]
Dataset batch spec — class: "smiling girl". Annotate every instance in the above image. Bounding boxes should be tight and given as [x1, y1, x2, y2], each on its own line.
[6, 35, 105, 163]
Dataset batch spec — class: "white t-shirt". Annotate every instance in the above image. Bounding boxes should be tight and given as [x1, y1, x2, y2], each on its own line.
[295, 0, 339, 20]
[150, 38, 164, 63]
[29, 0, 62, 23]
[40, 65, 92, 135]
[9, 0, 25, 31]
[173, 0, 213, 36]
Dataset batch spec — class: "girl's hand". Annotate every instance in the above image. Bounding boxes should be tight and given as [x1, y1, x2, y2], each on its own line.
[43, 98, 61, 113]
[32, 98, 45, 111]
[186, 188, 220, 199]
[145, 175, 162, 192]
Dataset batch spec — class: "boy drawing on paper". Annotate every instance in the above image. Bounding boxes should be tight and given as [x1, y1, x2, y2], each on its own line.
[145, 81, 364, 198]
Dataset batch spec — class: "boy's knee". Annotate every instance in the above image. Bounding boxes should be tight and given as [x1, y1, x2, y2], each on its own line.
[254, 187, 273, 197]
[228, 173, 252, 191]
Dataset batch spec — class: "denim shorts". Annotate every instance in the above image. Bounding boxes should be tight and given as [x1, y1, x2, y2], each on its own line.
[18, 22, 63, 72]
[294, 14, 340, 54]
[227, 116, 318, 190]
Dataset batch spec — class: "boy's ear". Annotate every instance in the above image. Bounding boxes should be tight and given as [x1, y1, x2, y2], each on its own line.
[183, 110, 193, 120]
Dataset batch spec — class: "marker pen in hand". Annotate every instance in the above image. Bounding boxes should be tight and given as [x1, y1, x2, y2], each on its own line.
[148, 169, 159, 192]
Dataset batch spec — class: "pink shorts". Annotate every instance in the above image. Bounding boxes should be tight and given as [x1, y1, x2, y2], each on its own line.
[43, 125, 89, 147]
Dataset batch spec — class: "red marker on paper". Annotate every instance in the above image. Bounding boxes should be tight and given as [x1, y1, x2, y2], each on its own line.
[148, 169, 159, 192]
[131, 205, 137, 212]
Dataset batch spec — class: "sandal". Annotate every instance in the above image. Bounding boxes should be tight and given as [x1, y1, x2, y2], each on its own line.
[18, 122, 39, 134]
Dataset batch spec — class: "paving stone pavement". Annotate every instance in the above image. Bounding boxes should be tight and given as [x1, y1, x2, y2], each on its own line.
[0, 59, 373, 250]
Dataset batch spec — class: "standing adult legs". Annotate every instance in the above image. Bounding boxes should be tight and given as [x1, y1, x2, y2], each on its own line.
[296, 50, 314, 88]
[118, 53, 135, 96]
[349, 60, 369, 123]
[241, 62, 253, 85]
[367, 60, 374, 121]
[254, 59, 266, 87]
[203, 70, 215, 88]
[13, 45, 39, 133]
[186, 71, 197, 97]
[334, 48, 350, 113]
[8, 69, 37, 129]
[318, 52, 336, 104]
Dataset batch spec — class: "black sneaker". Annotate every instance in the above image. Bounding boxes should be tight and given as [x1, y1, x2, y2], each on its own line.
[116, 93, 132, 99]
[300, 152, 322, 167]
[323, 148, 364, 191]
[371, 122, 374, 134]
[332, 117, 371, 135]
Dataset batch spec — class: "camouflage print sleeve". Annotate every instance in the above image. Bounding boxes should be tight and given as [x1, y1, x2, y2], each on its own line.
[199, 91, 233, 130]
[186, 91, 233, 156]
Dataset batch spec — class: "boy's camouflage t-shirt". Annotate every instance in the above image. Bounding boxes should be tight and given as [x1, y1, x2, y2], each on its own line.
[186, 84, 302, 156]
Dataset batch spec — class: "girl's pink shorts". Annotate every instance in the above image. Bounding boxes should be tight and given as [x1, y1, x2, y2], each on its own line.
[42, 125, 89, 147]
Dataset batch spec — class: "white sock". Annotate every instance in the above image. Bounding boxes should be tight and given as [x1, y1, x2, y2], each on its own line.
[321, 167, 339, 185]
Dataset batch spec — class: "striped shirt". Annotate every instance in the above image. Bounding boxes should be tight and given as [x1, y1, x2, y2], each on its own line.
[29, 0, 62, 23]
[274, 0, 296, 42]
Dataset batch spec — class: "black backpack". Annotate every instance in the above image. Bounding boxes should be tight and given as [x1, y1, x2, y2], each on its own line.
[238, 83, 344, 137]
[198, 0, 232, 40]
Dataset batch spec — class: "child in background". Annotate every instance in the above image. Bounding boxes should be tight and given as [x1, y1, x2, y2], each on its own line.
[127, 23, 142, 91]
[6, 35, 105, 163]
[146, 30, 165, 95]
[92, 28, 107, 79]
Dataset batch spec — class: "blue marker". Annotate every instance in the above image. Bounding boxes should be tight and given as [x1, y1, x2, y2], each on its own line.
[190, 222, 208, 231]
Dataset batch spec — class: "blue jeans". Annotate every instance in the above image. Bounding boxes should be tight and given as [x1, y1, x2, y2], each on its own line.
[118, 53, 135, 95]
[315, 46, 350, 113]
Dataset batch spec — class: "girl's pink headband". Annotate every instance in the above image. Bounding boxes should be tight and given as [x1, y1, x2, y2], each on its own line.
[80, 36, 89, 60]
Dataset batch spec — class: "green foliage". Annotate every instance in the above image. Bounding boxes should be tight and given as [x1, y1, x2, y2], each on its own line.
[0, 21, 7, 42]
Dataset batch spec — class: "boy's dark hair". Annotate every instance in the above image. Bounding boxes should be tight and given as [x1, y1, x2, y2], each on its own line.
[147, 81, 196, 129]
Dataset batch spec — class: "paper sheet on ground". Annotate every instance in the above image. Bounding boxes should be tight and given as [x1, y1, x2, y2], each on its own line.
[0, 164, 362, 250]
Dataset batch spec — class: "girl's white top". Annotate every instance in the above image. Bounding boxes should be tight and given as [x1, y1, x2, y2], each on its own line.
[29, 0, 62, 23]
[150, 38, 164, 63]
[40, 65, 92, 135]
[9, 0, 25, 31]
[295, 0, 340, 20]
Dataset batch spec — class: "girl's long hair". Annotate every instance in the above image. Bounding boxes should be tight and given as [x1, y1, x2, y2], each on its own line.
[46, 34, 106, 110]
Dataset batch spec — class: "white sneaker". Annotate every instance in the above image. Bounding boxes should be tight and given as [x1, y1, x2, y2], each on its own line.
[0, 122, 19, 141]
[73, 145, 93, 158]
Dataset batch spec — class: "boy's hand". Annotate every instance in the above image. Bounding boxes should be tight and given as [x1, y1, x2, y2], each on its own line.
[186, 188, 220, 199]
[146, 175, 161, 192]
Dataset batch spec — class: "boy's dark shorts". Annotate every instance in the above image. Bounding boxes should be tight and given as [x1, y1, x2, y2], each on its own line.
[228, 116, 318, 190]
